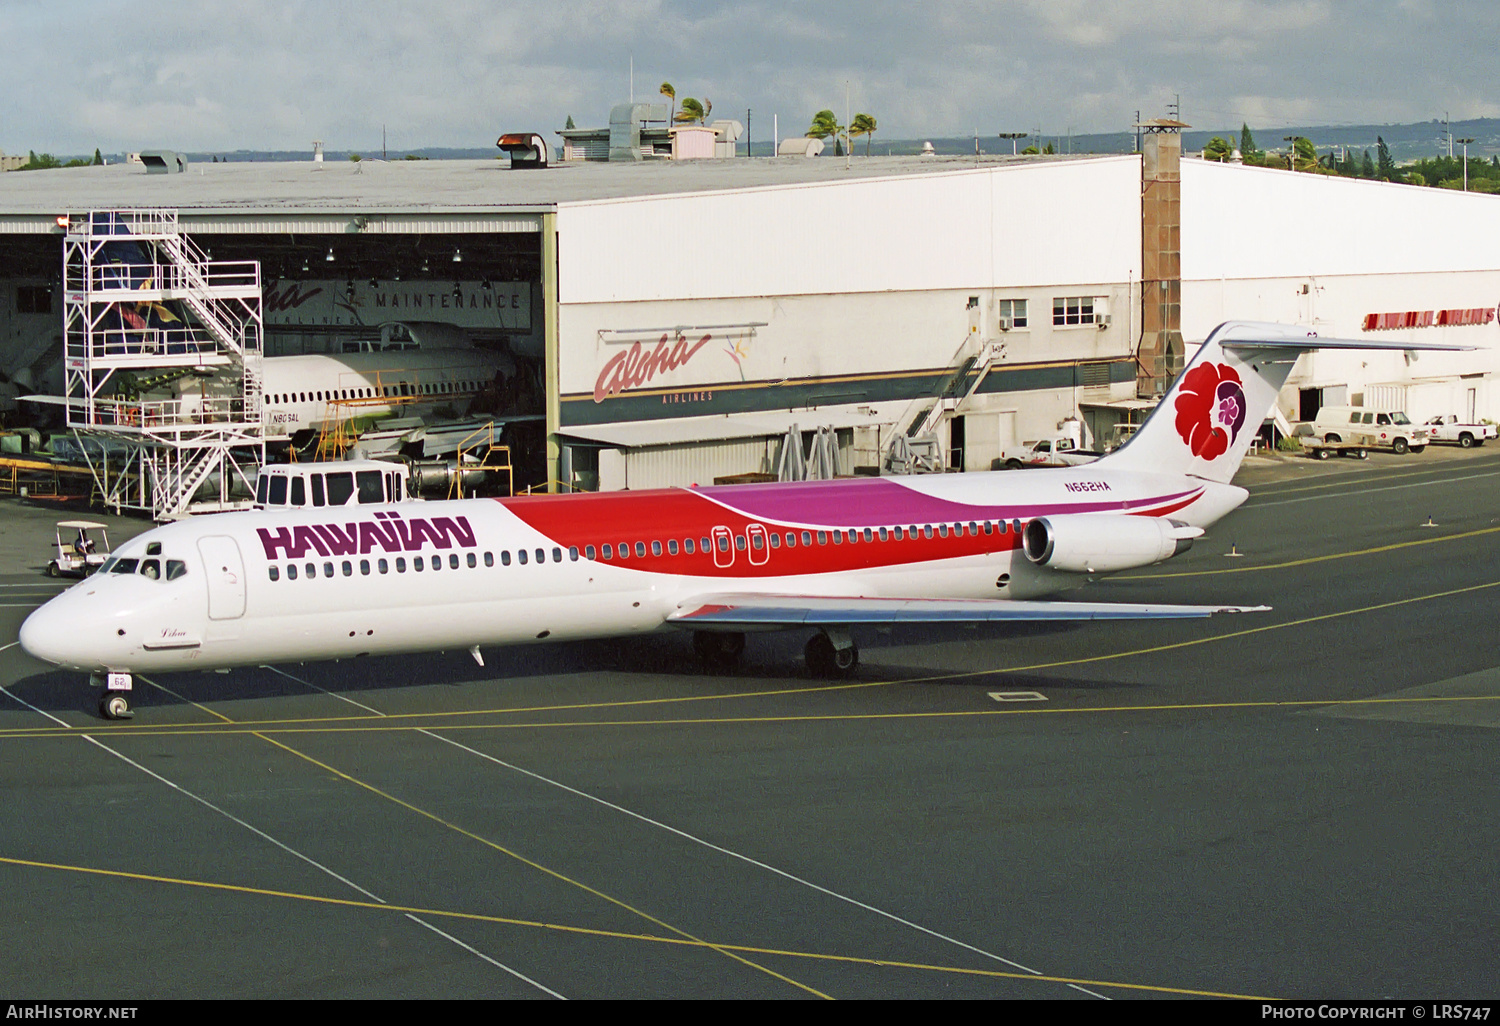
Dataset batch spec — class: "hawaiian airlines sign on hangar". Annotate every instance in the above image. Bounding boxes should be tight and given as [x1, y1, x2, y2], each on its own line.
[1362, 305, 1498, 331]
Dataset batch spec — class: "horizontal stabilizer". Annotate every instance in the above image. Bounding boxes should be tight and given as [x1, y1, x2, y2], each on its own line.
[668, 593, 1269, 629]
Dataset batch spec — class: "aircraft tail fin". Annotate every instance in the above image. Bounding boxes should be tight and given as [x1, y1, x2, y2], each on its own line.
[1098, 321, 1472, 484]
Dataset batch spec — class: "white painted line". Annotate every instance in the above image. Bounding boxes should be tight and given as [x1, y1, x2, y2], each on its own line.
[263, 665, 385, 716]
[988, 691, 1047, 703]
[0, 684, 73, 728]
[1245, 469, 1500, 509]
[422, 731, 1050, 980]
[0, 642, 18, 654]
[404, 913, 566, 1000]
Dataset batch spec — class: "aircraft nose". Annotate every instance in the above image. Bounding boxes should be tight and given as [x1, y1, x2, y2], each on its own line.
[19, 598, 77, 668]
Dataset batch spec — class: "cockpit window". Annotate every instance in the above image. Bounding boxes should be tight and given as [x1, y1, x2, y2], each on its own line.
[99, 557, 118, 574]
[268, 476, 288, 506]
[356, 471, 383, 503]
[256, 475, 269, 505]
[146, 542, 162, 556]
[139, 559, 161, 581]
[110, 558, 139, 574]
[325, 472, 354, 506]
[165, 560, 187, 581]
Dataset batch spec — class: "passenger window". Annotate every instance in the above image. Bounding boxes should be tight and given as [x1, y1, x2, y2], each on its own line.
[467, 552, 477, 568]
[602, 544, 612, 559]
[924, 526, 934, 539]
[501, 551, 511, 565]
[700, 537, 710, 552]
[619, 541, 630, 559]
[360, 559, 370, 575]
[287, 564, 298, 580]
[938, 525, 949, 538]
[414, 556, 424, 571]
[483, 552, 493, 567]
[832, 531, 843, 545]
[306, 562, 317, 578]
[879, 528, 889, 541]
[451, 553, 461, 569]
[633, 542, 645, 558]
[652, 540, 663, 556]
[865, 528, 875, 542]
[717, 535, 730, 553]
[751, 533, 764, 550]
[803, 532, 814, 546]
[568, 547, 578, 561]
[166, 560, 187, 581]
[817, 532, 828, 545]
[769, 534, 780, 548]
[378, 558, 389, 574]
[311, 475, 325, 507]
[431, 556, 441, 571]
[984, 522, 994, 535]
[268, 476, 288, 505]
[552, 547, 562, 563]
[785, 533, 796, 548]
[538, 548, 548, 563]
[585, 545, 596, 560]
[667, 539, 679, 555]
[396, 557, 407, 572]
[291, 478, 306, 506]
[269, 566, 280, 581]
[518, 550, 528, 565]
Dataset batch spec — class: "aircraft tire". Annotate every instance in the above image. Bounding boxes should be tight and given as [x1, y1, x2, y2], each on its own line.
[805, 633, 858, 679]
[693, 631, 745, 670]
[100, 694, 131, 720]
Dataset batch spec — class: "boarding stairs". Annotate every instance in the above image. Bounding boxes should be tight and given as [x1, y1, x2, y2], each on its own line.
[886, 331, 1004, 473]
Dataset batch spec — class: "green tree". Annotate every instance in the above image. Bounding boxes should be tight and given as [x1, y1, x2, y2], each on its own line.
[1291, 136, 1319, 173]
[1360, 150, 1375, 178]
[1042, 141, 1056, 155]
[1337, 148, 1358, 177]
[1203, 136, 1234, 162]
[92, 148, 103, 166]
[349, 153, 362, 162]
[21, 151, 61, 170]
[659, 82, 675, 124]
[564, 114, 575, 130]
[849, 113, 877, 156]
[1020, 145, 1040, 155]
[1239, 123, 1261, 161]
[676, 97, 709, 124]
[805, 109, 844, 154]
[1376, 136, 1398, 181]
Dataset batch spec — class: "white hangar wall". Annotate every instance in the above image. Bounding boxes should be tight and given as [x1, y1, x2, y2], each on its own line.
[552, 158, 1144, 474]
[1181, 161, 1500, 422]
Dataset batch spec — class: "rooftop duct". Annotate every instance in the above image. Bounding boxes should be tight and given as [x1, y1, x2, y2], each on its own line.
[137, 150, 187, 174]
[609, 103, 669, 162]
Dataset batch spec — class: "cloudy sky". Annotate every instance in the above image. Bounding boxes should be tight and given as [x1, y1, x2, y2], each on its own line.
[3, 1, 1496, 155]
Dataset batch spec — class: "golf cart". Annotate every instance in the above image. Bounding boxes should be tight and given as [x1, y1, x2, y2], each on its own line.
[47, 520, 110, 578]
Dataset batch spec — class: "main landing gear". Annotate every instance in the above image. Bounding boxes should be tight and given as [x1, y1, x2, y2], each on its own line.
[90, 671, 135, 720]
[804, 629, 858, 679]
[693, 631, 746, 670]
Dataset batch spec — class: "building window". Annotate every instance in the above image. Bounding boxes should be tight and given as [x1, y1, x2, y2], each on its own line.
[998, 299, 1027, 330]
[1053, 296, 1105, 326]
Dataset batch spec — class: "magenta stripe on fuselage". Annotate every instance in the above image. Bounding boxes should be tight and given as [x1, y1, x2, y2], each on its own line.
[690, 477, 1199, 528]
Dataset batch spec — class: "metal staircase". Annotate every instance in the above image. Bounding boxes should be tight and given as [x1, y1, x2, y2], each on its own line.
[62, 209, 265, 518]
[886, 332, 1005, 473]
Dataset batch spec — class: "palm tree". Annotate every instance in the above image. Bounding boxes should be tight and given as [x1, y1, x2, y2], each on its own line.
[659, 82, 675, 124]
[850, 113, 877, 155]
[806, 109, 843, 155]
[676, 97, 710, 124]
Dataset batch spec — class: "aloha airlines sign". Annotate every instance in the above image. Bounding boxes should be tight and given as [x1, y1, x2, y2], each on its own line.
[593, 331, 717, 402]
[1362, 306, 1497, 331]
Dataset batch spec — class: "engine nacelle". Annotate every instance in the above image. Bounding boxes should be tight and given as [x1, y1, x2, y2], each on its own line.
[1022, 514, 1201, 574]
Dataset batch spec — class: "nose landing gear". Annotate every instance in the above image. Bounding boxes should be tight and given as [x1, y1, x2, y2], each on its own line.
[90, 671, 135, 720]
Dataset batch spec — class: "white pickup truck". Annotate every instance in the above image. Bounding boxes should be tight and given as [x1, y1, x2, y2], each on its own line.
[995, 437, 1104, 470]
[1423, 416, 1495, 448]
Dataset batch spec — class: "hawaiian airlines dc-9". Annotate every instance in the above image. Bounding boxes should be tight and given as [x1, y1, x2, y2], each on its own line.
[19, 322, 1463, 718]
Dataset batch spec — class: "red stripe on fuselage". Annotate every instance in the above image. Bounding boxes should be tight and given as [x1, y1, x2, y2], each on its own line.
[497, 487, 1023, 578]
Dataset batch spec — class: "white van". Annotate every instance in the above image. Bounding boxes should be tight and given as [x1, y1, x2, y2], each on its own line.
[1311, 406, 1428, 454]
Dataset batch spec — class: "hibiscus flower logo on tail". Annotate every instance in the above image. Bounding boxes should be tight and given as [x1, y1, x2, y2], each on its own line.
[1174, 362, 1247, 460]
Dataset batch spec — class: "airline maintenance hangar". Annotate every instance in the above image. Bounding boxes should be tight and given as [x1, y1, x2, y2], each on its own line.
[0, 124, 1497, 505]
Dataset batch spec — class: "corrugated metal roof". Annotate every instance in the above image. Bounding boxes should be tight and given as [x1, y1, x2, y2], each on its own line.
[0, 153, 1116, 227]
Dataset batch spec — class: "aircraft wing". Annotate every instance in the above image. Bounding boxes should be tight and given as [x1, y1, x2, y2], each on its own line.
[667, 594, 1269, 629]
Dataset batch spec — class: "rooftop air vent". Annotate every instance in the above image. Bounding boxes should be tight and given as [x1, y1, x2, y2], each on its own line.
[137, 150, 187, 174]
[497, 133, 549, 169]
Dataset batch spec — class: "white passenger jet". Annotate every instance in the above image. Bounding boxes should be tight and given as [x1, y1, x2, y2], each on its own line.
[19, 322, 1457, 719]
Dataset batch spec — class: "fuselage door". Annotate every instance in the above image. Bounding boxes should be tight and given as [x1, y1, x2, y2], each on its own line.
[746, 523, 769, 566]
[197, 535, 246, 620]
[711, 525, 734, 569]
